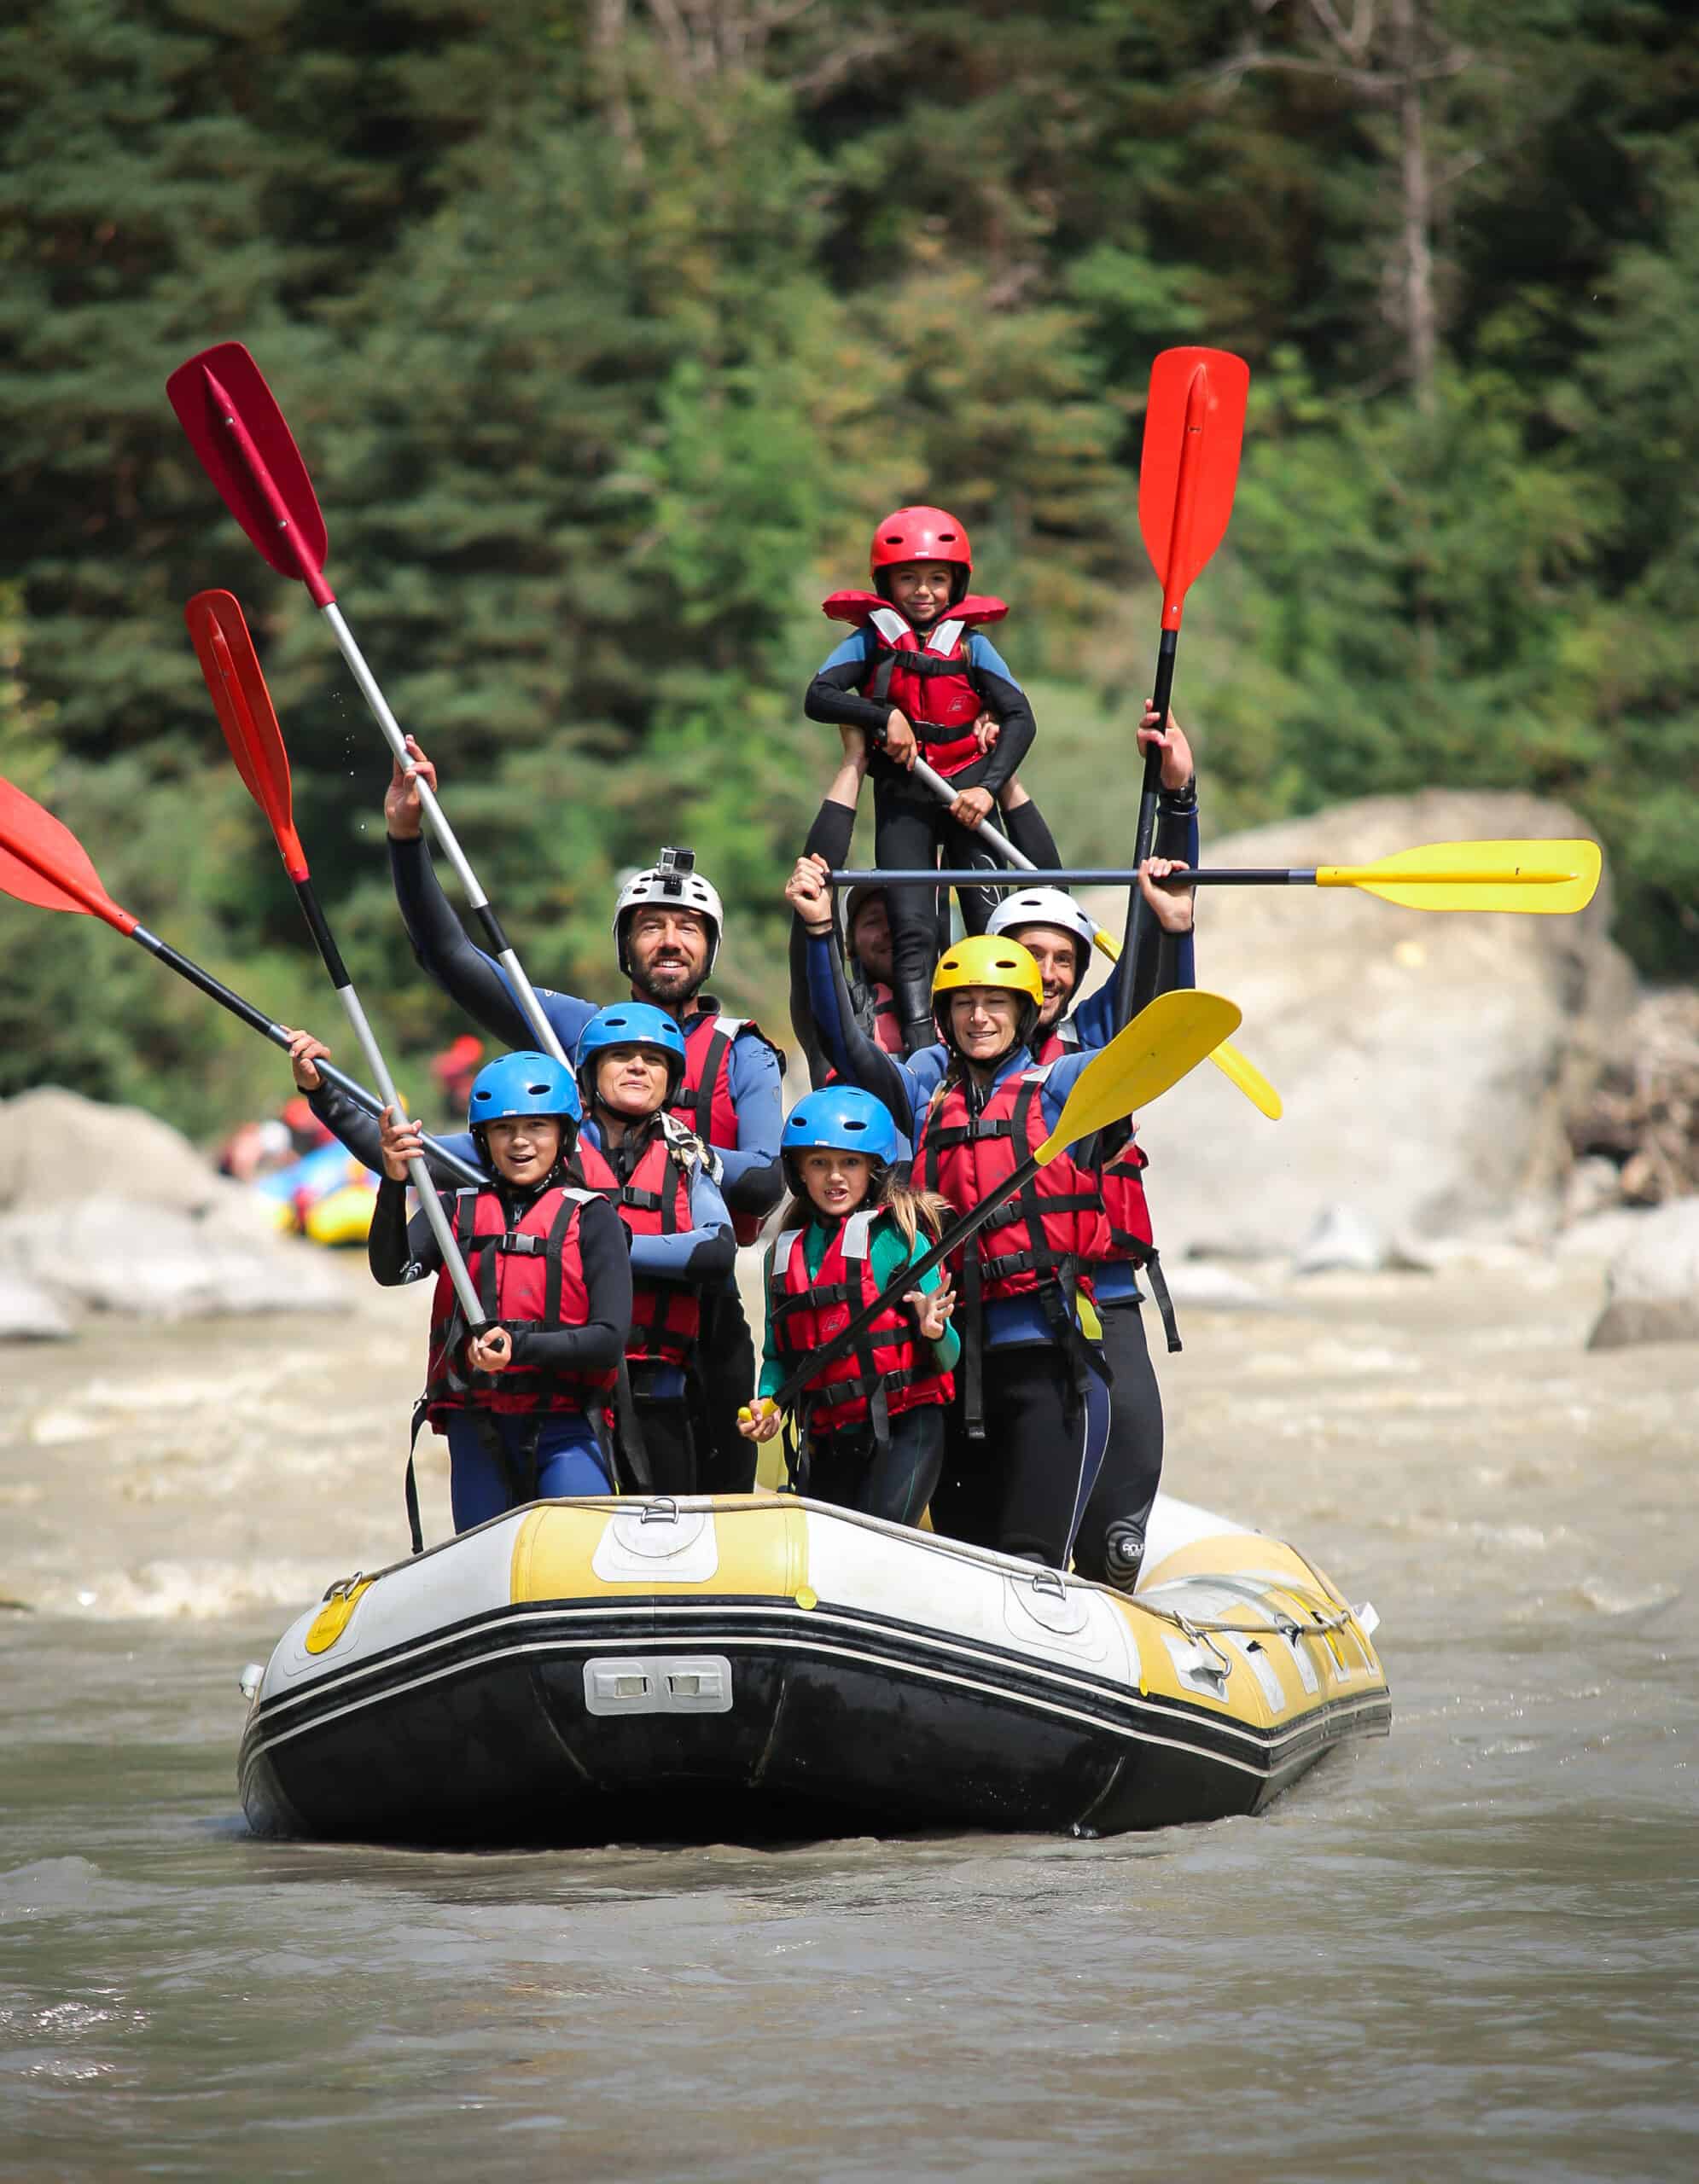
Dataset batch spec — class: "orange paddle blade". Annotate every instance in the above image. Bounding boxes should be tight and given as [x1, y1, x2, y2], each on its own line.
[0, 777, 136, 932]
[184, 591, 307, 879]
[1138, 347, 1250, 629]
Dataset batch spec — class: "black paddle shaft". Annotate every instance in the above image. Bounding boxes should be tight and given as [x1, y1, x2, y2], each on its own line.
[127, 922, 483, 1188]
[769, 1150, 1044, 1416]
[1113, 630, 1178, 1028]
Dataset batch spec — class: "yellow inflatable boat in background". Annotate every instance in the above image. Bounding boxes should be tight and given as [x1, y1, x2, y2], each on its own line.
[239, 1491, 1389, 1844]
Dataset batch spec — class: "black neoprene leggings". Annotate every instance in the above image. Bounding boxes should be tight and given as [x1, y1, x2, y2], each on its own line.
[1069, 1299, 1164, 1583]
[931, 1346, 1110, 1567]
[631, 1393, 696, 1496]
[690, 1278, 759, 1494]
[802, 1404, 945, 1527]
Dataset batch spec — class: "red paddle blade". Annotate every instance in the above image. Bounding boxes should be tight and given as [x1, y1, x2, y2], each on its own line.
[184, 590, 308, 880]
[0, 778, 137, 933]
[1138, 347, 1250, 629]
[166, 343, 333, 606]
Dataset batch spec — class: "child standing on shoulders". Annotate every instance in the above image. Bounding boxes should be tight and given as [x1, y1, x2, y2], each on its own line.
[740, 1088, 957, 1529]
[804, 506, 1064, 1056]
[370, 1051, 632, 1537]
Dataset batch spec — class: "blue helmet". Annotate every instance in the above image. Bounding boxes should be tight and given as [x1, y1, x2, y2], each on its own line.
[781, 1087, 899, 1175]
[466, 1050, 583, 1134]
[574, 1002, 688, 1107]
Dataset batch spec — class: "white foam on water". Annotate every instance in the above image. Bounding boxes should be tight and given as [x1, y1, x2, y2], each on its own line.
[36, 1559, 329, 1622]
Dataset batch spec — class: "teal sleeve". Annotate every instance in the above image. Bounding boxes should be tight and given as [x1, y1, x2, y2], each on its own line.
[872, 1228, 962, 1375]
[756, 1246, 784, 1401]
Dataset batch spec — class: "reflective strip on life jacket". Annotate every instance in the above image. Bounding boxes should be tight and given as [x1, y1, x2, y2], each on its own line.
[573, 1124, 702, 1368]
[767, 1207, 952, 1439]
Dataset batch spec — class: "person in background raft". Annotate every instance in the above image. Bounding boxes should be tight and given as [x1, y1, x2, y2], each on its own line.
[788, 902, 1114, 1569]
[571, 1002, 735, 1494]
[980, 706, 1197, 1588]
[803, 507, 1066, 1057]
[788, 720, 1063, 1083]
[740, 1087, 958, 1526]
[368, 1052, 632, 1536]
[381, 741, 783, 1493]
[428, 1032, 484, 1120]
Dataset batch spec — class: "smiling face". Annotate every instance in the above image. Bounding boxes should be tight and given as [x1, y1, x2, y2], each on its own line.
[885, 561, 959, 629]
[626, 905, 710, 1006]
[593, 1043, 672, 1120]
[1010, 923, 1083, 1030]
[946, 986, 1022, 1064]
[797, 1147, 874, 1220]
[482, 1115, 564, 1187]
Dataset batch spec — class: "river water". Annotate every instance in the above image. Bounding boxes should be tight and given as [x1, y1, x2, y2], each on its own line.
[3, 1247, 1696, 2180]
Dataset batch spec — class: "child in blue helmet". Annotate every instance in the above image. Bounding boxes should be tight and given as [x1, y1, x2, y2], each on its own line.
[572, 1002, 735, 1496]
[370, 1052, 633, 1538]
[740, 1087, 958, 1528]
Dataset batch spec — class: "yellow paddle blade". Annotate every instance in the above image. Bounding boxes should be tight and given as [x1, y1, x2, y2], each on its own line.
[1208, 1037, 1283, 1119]
[1036, 989, 1241, 1163]
[1316, 839, 1602, 914]
[1091, 926, 1280, 1120]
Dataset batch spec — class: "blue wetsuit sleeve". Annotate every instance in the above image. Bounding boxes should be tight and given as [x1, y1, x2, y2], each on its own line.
[718, 1036, 783, 1217]
[389, 834, 595, 1054]
[804, 928, 920, 1134]
[624, 1158, 736, 1283]
[805, 630, 889, 737]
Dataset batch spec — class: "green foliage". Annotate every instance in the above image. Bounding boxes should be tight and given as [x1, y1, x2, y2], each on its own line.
[3, 0, 1697, 1148]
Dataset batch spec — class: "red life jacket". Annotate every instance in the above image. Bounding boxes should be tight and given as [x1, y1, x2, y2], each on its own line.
[868, 979, 904, 1055]
[767, 1207, 953, 1438]
[914, 1062, 1107, 1304]
[823, 591, 1010, 781]
[1033, 1019, 1156, 1263]
[1033, 1018, 1176, 1351]
[671, 1008, 783, 1246]
[573, 1118, 703, 1369]
[424, 1183, 617, 1426]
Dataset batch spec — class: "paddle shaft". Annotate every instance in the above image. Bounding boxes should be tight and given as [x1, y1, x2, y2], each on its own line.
[909, 755, 1035, 871]
[197, 367, 568, 1067]
[829, 865, 1580, 890]
[288, 872, 485, 1323]
[1113, 637, 1174, 1027]
[768, 1148, 1049, 1418]
[126, 920, 481, 1188]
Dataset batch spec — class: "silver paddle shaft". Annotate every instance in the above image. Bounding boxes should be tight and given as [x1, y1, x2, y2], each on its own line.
[318, 601, 570, 1067]
[333, 980, 483, 1326]
[910, 755, 1034, 871]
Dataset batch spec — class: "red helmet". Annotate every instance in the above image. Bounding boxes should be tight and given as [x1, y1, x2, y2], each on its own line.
[869, 506, 972, 601]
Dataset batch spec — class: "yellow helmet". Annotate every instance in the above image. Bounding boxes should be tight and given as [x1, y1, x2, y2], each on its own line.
[931, 935, 1044, 1052]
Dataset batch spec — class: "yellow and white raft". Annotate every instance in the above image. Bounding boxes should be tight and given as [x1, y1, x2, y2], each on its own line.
[239, 1492, 1389, 1844]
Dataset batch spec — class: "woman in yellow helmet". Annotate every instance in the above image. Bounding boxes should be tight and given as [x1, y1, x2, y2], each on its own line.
[785, 861, 1188, 1566]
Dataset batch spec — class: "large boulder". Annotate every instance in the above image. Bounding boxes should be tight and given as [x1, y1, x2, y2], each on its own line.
[1587, 1195, 1699, 1350]
[0, 1086, 225, 1214]
[0, 1087, 350, 1327]
[1082, 790, 1637, 1258]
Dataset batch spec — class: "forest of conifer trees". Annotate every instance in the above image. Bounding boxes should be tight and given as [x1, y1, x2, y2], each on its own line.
[2, 0, 1694, 1135]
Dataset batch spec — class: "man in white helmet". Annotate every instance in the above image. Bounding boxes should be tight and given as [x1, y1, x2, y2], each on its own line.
[382, 736, 784, 1490]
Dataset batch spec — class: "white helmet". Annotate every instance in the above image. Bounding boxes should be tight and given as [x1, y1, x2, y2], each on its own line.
[986, 886, 1097, 978]
[613, 848, 724, 975]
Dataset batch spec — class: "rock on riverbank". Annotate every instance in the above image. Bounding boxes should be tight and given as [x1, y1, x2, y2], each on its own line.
[0, 1088, 346, 1336]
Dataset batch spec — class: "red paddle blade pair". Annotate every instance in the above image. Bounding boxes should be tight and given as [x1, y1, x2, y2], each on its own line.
[183, 591, 306, 878]
[166, 343, 331, 603]
[1138, 346, 1249, 628]
[0, 778, 136, 932]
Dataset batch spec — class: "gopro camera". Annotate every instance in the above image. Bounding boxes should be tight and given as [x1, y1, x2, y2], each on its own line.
[654, 845, 695, 895]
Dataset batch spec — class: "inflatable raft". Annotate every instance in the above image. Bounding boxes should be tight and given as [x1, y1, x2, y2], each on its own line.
[239, 1492, 1389, 1844]
[250, 1138, 378, 1247]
